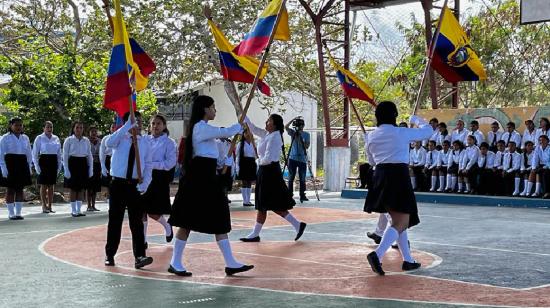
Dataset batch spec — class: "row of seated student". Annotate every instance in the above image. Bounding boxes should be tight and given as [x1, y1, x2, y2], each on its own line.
[359, 117, 550, 199]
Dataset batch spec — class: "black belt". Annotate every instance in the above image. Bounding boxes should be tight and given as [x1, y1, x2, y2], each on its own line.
[112, 177, 139, 184]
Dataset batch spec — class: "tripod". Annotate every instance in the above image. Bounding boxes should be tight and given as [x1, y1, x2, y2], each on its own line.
[282, 129, 320, 202]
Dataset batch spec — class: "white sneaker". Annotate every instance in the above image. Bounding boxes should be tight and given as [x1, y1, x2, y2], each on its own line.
[519, 191, 527, 197]
[512, 191, 520, 196]
[429, 188, 435, 192]
[531, 192, 540, 197]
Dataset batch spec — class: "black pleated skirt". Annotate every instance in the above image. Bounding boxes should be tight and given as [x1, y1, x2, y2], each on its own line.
[255, 162, 296, 212]
[101, 155, 112, 187]
[142, 168, 174, 215]
[38, 154, 58, 185]
[237, 157, 257, 181]
[364, 163, 420, 228]
[448, 162, 459, 174]
[4, 154, 32, 190]
[64, 156, 89, 191]
[169, 157, 230, 234]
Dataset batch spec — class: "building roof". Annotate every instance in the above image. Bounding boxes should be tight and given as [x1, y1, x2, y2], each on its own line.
[349, 0, 422, 10]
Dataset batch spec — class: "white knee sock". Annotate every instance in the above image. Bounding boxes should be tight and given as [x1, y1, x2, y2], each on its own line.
[284, 213, 301, 231]
[410, 177, 416, 189]
[15, 202, 22, 216]
[246, 222, 263, 239]
[465, 183, 471, 192]
[534, 182, 541, 195]
[527, 181, 534, 195]
[170, 238, 187, 271]
[247, 188, 253, 203]
[438, 176, 445, 191]
[397, 230, 415, 263]
[241, 188, 247, 203]
[451, 176, 457, 190]
[70, 202, 77, 215]
[217, 239, 243, 268]
[76, 200, 82, 213]
[458, 182, 463, 191]
[157, 215, 172, 235]
[143, 219, 148, 243]
[374, 214, 389, 236]
[521, 180, 528, 194]
[6, 203, 15, 218]
[430, 176, 437, 190]
[375, 226, 399, 259]
[445, 174, 452, 189]
[513, 178, 521, 194]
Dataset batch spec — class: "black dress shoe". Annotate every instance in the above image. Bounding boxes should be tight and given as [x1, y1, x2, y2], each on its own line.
[543, 193, 550, 199]
[144, 242, 148, 250]
[366, 251, 385, 275]
[77, 213, 86, 217]
[15, 216, 24, 220]
[105, 256, 115, 266]
[294, 222, 307, 241]
[9, 216, 17, 221]
[225, 264, 254, 276]
[366, 232, 382, 244]
[239, 236, 260, 242]
[243, 203, 255, 207]
[300, 196, 309, 202]
[166, 228, 174, 243]
[168, 265, 192, 277]
[135, 256, 153, 269]
[402, 261, 421, 271]
[71, 213, 79, 218]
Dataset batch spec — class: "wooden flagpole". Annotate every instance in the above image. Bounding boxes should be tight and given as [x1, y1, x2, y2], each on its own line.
[221, 0, 288, 174]
[412, 0, 448, 116]
[348, 97, 366, 134]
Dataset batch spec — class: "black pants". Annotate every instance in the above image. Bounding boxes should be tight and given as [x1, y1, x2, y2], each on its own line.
[105, 178, 146, 259]
[478, 169, 495, 195]
[288, 159, 307, 197]
[359, 163, 374, 189]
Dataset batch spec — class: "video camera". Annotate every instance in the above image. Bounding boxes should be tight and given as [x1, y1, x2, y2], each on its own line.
[291, 117, 305, 130]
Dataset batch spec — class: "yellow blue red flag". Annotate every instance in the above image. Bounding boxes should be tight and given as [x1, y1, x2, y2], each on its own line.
[327, 51, 376, 105]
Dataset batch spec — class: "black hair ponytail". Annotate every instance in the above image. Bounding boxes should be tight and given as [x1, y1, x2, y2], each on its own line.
[184, 95, 214, 173]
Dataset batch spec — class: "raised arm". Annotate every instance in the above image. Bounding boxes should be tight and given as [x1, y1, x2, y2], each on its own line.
[244, 117, 267, 138]
[195, 122, 242, 143]
[106, 120, 133, 148]
[406, 116, 434, 142]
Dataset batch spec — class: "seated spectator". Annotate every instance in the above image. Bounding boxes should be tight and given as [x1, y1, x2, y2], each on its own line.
[424, 140, 439, 192]
[529, 135, 550, 197]
[436, 122, 452, 147]
[500, 121, 522, 149]
[459, 135, 480, 194]
[451, 119, 469, 144]
[501, 141, 521, 196]
[445, 140, 464, 193]
[477, 142, 496, 195]
[467, 120, 485, 146]
[519, 141, 535, 196]
[409, 140, 427, 191]
[522, 120, 537, 150]
[436, 140, 451, 192]
[493, 140, 507, 195]
[487, 121, 502, 153]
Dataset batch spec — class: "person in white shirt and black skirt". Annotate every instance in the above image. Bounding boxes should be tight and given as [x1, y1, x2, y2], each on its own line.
[104, 111, 154, 269]
[239, 114, 307, 243]
[142, 114, 176, 246]
[63, 121, 93, 217]
[364, 101, 432, 275]
[236, 130, 257, 207]
[100, 124, 115, 188]
[168, 95, 253, 277]
[0, 118, 33, 220]
[32, 121, 62, 214]
[459, 135, 480, 194]
[86, 126, 102, 212]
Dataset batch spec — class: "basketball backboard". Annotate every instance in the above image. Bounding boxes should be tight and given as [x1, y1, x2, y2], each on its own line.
[521, 0, 550, 24]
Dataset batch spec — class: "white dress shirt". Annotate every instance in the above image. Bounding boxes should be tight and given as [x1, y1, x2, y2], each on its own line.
[236, 140, 256, 174]
[534, 128, 549, 147]
[366, 116, 432, 165]
[106, 120, 153, 191]
[467, 130, 485, 146]
[500, 130, 522, 147]
[99, 134, 113, 176]
[451, 129, 470, 143]
[0, 133, 32, 175]
[437, 134, 452, 146]
[216, 139, 235, 169]
[437, 149, 450, 167]
[192, 120, 241, 159]
[494, 151, 506, 169]
[487, 131, 503, 148]
[63, 135, 93, 178]
[425, 150, 439, 169]
[478, 152, 495, 169]
[422, 129, 439, 147]
[520, 152, 534, 171]
[502, 152, 521, 173]
[532, 145, 550, 168]
[148, 134, 177, 171]
[245, 118, 284, 166]
[32, 133, 62, 173]
[460, 145, 480, 170]
[409, 147, 427, 167]
[522, 129, 537, 149]
[363, 132, 375, 166]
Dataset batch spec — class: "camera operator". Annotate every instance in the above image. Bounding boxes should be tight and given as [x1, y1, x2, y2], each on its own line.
[285, 117, 311, 202]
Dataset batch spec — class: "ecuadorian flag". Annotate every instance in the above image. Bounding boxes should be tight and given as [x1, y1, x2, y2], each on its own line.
[233, 0, 290, 57]
[431, 6, 487, 83]
[103, 0, 155, 117]
[208, 20, 271, 96]
[327, 52, 376, 106]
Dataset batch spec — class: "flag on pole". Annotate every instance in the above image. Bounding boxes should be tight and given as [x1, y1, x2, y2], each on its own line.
[233, 0, 290, 56]
[430, 6, 487, 83]
[327, 51, 376, 105]
[103, 0, 155, 117]
[208, 20, 271, 96]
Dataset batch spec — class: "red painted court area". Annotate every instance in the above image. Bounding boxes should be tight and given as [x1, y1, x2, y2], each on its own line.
[41, 207, 550, 307]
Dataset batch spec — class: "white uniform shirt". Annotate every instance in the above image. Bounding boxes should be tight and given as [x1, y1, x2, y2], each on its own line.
[478, 152, 495, 169]
[32, 133, 62, 173]
[520, 152, 534, 171]
[148, 134, 177, 171]
[532, 145, 550, 168]
[460, 145, 480, 170]
[422, 129, 439, 147]
[363, 132, 375, 166]
[0, 133, 33, 175]
[366, 116, 432, 165]
[534, 128, 549, 147]
[437, 149, 450, 167]
[522, 129, 537, 149]
[409, 147, 427, 167]
[106, 121, 153, 190]
[451, 129, 469, 144]
[236, 140, 256, 174]
[487, 131, 503, 149]
[447, 149, 464, 168]
[502, 152, 521, 173]
[494, 151, 506, 169]
[467, 130, 485, 146]
[425, 150, 439, 169]
[63, 135, 93, 178]
[500, 130, 522, 148]
[216, 139, 235, 169]
[436, 134, 452, 147]
[245, 118, 283, 166]
[192, 120, 241, 159]
[99, 134, 113, 176]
